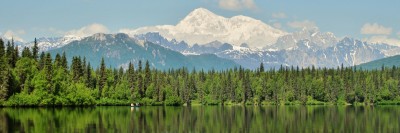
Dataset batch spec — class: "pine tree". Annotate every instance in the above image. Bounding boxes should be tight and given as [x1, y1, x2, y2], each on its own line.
[44, 53, 53, 82]
[32, 38, 39, 60]
[5, 41, 15, 67]
[71, 56, 83, 81]
[118, 67, 124, 81]
[38, 52, 45, 70]
[127, 62, 136, 99]
[61, 52, 68, 70]
[54, 53, 61, 67]
[82, 57, 87, 76]
[0, 39, 4, 58]
[22, 47, 32, 58]
[0, 39, 8, 101]
[98, 57, 107, 98]
[259, 63, 264, 73]
[85, 62, 93, 88]
[137, 60, 144, 98]
[13, 45, 19, 66]
[144, 60, 151, 96]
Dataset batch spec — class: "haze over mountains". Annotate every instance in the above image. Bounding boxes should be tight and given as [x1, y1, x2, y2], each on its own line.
[3, 8, 400, 70]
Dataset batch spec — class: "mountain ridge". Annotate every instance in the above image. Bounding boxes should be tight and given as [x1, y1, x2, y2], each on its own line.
[47, 33, 238, 70]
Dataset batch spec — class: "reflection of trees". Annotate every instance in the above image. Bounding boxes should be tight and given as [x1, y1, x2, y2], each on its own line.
[0, 106, 400, 132]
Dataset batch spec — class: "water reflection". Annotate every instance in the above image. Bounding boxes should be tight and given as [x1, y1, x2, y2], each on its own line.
[0, 106, 399, 133]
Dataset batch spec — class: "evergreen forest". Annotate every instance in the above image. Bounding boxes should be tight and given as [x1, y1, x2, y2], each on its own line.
[1, 38, 400, 106]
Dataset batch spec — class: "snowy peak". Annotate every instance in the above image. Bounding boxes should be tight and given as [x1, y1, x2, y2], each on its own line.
[270, 28, 338, 50]
[124, 8, 286, 49]
[181, 8, 219, 22]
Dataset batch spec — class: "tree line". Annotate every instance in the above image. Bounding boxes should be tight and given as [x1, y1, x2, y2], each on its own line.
[1, 38, 400, 106]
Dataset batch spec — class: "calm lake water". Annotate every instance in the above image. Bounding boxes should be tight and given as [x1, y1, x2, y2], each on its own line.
[0, 106, 399, 133]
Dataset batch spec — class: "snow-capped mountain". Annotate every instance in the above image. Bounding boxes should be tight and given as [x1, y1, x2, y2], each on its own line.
[122, 8, 287, 49]
[48, 33, 238, 70]
[22, 35, 83, 51]
[133, 32, 393, 69]
[5, 7, 400, 70]
[269, 28, 338, 50]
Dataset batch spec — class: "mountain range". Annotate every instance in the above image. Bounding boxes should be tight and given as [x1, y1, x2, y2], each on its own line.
[4, 8, 400, 70]
[48, 33, 238, 70]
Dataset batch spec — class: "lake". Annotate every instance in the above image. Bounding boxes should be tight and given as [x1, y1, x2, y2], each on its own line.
[0, 106, 399, 133]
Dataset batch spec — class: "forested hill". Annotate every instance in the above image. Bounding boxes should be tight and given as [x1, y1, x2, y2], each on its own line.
[2, 38, 400, 106]
[357, 55, 400, 70]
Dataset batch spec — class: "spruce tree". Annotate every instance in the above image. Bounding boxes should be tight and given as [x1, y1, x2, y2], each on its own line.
[6, 41, 14, 67]
[144, 60, 151, 96]
[60, 52, 68, 71]
[44, 53, 53, 82]
[137, 60, 144, 98]
[54, 53, 61, 67]
[127, 62, 135, 98]
[22, 47, 32, 58]
[32, 38, 39, 60]
[85, 62, 93, 88]
[38, 52, 45, 70]
[13, 45, 19, 66]
[0, 39, 8, 101]
[98, 57, 107, 98]
[0, 39, 4, 58]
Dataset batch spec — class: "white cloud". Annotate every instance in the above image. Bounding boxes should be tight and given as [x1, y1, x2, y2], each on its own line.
[287, 20, 317, 29]
[65, 23, 109, 37]
[363, 35, 400, 46]
[272, 22, 282, 29]
[1, 30, 25, 42]
[360, 23, 392, 35]
[272, 12, 287, 19]
[218, 0, 257, 11]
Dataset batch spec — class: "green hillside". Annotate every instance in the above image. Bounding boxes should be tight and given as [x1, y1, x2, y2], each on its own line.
[357, 55, 400, 70]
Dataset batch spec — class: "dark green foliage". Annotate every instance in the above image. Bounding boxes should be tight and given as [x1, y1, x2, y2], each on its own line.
[98, 57, 107, 99]
[61, 52, 68, 70]
[144, 60, 151, 96]
[3, 39, 400, 106]
[22, 47, 32, 58]
[0, 39, 7, 101]
[38, 52, 45, 70]
[32, 38, 39, 60]
[71, 56, 83, 81]
[44, 53, 53, 82]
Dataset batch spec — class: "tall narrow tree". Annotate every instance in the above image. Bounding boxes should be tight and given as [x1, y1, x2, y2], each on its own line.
[98, 57, 107, 98]
[32, 38, 39, 60]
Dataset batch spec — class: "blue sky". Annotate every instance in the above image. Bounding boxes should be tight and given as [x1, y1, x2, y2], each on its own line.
[1, 0, 400, 45]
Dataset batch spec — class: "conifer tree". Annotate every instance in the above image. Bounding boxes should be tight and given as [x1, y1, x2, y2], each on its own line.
[38, 52, 45, 70]
[0, 39, 8, 101]
[144, 60, 151, 96]
[127, 62, 136, 99]
[137, 60, 144, 98]
[32, 38, 39, 60]
[22, 47, 32, 58]
[85, 62, 93, 88]
[54, 53, 61, 67]
[44, 53, 53, 82]
[98, 57, 107, 98]
[61, 52, 68, 70]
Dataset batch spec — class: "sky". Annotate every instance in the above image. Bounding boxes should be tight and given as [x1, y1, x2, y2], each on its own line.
[1, 0, 400, 45]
